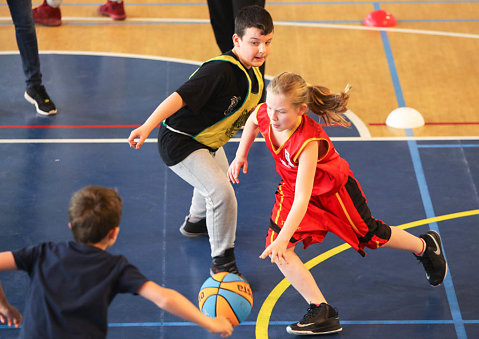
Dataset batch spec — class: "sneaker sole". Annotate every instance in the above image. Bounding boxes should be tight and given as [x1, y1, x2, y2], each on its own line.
[286, 326, 342, 335]
[34, 19, 62, 26]
[24, 92, 58, 115]
[179, 225, 207, 238]
[98, 9, 126, 20]
[179, 218, 208, 238]
[426, 230, 448, 287]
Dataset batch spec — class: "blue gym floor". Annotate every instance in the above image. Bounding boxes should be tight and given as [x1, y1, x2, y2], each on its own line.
[0, 54, 478, 339]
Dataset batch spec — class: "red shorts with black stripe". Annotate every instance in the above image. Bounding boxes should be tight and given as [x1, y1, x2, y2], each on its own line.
[266, 176, 391, 256]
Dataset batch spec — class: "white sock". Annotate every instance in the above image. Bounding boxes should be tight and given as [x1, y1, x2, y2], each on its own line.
[46, 0, 62, 8]
[188, 215, 204, 223]
[109, 0, 123, 3]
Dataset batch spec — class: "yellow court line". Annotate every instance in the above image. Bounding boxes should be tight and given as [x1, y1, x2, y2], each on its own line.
[255, 209, 479, 338]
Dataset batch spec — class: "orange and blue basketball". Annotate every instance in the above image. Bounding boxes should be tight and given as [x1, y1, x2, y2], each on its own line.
[198, 272, 253, 326]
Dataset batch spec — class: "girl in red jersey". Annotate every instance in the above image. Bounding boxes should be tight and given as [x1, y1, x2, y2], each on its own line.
[227, 72, 447, 336]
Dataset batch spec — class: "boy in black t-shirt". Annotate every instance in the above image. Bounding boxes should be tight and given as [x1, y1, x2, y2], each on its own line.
[0, 186, 232, 338]
[128, 6, 274, 279]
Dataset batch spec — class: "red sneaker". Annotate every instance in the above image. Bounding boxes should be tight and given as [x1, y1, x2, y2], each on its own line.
[33, 0, 62, 26]
[98, 1, 126, 21]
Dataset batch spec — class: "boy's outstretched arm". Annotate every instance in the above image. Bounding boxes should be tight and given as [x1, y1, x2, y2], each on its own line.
[128, 92, 186, 149]
[138, 281, 233, 337]
[0, 252, 22, 328]
[227, 112, 260, 184]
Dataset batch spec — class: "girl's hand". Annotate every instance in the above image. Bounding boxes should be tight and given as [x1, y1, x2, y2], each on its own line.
[227, 157, 248, 184]
[259, 238, 289, 265]
[128, 126, 150, 150]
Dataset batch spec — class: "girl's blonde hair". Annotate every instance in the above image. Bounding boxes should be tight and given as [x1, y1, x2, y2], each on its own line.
[267, 72, 350, 126]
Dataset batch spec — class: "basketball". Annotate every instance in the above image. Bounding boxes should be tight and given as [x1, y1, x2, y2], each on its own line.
[198, 272, 253, 326]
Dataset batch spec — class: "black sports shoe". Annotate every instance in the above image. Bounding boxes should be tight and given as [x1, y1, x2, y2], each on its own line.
[210, 248, 246, 280]
[287, 303, 342, 335]
[179, 216, 208, 238]
[24, 85, 57, 115]
[415, 230, 448, 286]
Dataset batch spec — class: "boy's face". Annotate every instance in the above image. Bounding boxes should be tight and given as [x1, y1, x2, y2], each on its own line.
[233, 27, 273, 69]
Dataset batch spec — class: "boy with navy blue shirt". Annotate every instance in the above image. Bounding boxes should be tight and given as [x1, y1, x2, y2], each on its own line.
[0, 186, 232, 338]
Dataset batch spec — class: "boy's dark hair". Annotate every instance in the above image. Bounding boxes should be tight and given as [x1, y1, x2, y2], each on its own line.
[69, 186, 122, 244]
[234, 5, 274, 38]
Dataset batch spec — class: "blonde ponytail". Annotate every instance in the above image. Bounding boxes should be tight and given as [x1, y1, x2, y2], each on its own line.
[267, 72, 351, 127]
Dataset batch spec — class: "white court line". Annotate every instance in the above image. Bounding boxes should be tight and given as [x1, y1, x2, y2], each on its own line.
[0, 51, 372, 138]
[1, 136, 479, 144]
[344, 110, 371, 139]
[274, 20, 479, 40]
[1, 17, 478, 40]
[0, 50, 203, 66]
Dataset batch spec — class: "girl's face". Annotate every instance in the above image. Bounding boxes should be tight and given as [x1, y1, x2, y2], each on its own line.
[233, 27, 273, 69]
[266, 91, 307, 132]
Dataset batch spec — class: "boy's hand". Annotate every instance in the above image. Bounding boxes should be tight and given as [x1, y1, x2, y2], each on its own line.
[227, 157, 248, 184]
[0, 302, 22, 328]
[127, 126, 150, 150]
[208, 316, 233, 337]
[259, 238, 289, 265]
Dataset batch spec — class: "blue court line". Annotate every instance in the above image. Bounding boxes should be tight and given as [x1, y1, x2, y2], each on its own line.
[375, 1, 467, 338]
[108, 319, 479, 327]
[269, 320, 479, 325]
[3, 319, 479, 330]
[417, 144, 479, 148]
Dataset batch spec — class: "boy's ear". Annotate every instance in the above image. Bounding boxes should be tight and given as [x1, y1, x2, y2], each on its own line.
[232, 33, 240, 47]
[68, 222, 72, 230]
[109, 227, 120, 240]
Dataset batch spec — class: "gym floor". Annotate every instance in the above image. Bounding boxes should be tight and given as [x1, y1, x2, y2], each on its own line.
[0, 1, 478, 338]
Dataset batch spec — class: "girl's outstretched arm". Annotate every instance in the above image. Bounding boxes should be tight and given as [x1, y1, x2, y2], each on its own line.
[260, 141, 319, 264]
[227, 112, 260, 184]
[128, 92, 186, 149]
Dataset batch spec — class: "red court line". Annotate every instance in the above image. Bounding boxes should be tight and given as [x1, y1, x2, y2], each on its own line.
[0, 124, 143, 129]
[369, 122, 479, 126]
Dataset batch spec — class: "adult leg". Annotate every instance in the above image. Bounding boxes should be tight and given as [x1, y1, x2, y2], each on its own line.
[6, 0, 42, 87]
[206, 0, 235, 53]
[232, 0, 265, 14]
[6, 0, 57, 115]
[169, 148, 237, 258]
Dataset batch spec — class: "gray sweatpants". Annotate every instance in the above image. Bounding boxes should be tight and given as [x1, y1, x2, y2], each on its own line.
[169, 147, 237, 257]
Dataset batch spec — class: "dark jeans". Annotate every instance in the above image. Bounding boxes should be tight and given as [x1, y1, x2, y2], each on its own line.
[6, 0, 42, 87]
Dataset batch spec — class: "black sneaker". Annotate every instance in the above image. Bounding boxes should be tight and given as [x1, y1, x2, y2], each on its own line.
[210, 248, 246, 281]
[24, 85, 57, 115]
[415, 230, 448, 286]
[287, 303, 342, 335]
[179, 216, 208, 238]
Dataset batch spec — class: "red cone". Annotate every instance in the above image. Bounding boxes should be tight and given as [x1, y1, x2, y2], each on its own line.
[363, 9, 396, 27]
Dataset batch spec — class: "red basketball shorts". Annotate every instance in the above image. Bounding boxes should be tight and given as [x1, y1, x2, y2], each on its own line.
[266, 176, 391, 256]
